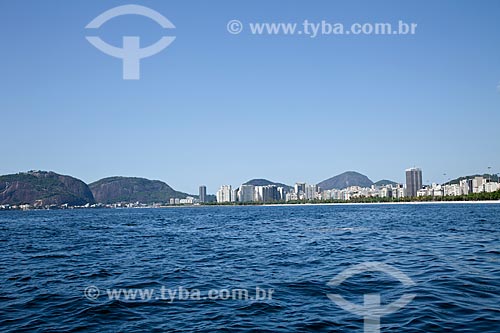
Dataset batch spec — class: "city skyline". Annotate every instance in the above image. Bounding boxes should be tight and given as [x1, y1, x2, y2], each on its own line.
[214, 169, 500, 204]
[1, 165, 499, 196]
[2, 166, 499, 209]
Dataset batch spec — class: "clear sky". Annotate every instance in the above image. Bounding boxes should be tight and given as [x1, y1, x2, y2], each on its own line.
[1, 0, 499, 194]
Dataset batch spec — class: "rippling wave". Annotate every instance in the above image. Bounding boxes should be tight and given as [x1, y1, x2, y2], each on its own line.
[1, 204, 499, 332]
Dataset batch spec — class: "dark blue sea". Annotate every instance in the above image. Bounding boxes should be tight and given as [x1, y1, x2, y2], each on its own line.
[1, 204, 499, 332]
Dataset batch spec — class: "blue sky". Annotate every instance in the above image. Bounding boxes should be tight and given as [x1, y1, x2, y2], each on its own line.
[1, 0, 499, 194]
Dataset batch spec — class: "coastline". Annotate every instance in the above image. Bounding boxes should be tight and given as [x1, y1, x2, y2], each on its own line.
[2, 199, 500, 212]
[261, 200, 500, 207]
[183, 200, 500, 208]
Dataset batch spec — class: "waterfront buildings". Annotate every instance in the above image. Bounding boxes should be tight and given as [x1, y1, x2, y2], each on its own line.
[238, 185, 255, 203]
[179, 197, 195, 204]
[406, 167, 423, 197]
[199, 185, 207, 203]
[216, 185, 232, 203]
[211, 169, 499, 204]
[305, 184, 318, 200]
[254, 185, 279, 202]
[294, 182, 306, 197]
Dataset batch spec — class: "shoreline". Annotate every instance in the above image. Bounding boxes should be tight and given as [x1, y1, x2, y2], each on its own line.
[261, 200, 500, 207]
[178, 200, 500, 208]
[2, 200, 500, 212]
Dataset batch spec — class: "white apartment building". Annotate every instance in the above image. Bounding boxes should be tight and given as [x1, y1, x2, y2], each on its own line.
[238, 185, 255, 202]
[216, 185, 232, 203]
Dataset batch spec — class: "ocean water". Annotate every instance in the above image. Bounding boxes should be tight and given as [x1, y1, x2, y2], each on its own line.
[0, 204, 499, 332]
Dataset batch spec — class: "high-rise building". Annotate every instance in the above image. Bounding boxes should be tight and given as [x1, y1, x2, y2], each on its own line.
[254, 185, 279, 202]
[216, 185, 232, 203]
[277, 187, 287, 201]
[294, 182, 306, 195]
[263, 185, 279, 202]
[405, 167, 423, 197]
[305, 184, 318, 200]
[238, 185, 255, 202]
[472, 176, 486, 193]
[199, 185, 207, 203]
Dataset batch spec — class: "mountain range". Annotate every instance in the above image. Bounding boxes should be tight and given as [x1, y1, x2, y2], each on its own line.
[0, 170, 405, 206]
[0, 172, 193, 206]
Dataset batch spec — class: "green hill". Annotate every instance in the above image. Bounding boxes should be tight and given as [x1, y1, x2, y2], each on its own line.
[0, 171, 95, 206]
[317, 171, 373, 190]
[445, 174, 499, 185]
[374, 179, 398, 187]
[89, 176, 191, 204]
[243, 178, 293, 190]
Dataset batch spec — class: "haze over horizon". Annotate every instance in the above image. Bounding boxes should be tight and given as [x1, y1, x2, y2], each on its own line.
[1, 0, 499, 194]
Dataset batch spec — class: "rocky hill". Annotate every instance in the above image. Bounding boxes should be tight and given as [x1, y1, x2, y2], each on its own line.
[0, 171, 95, 206]
[89, 177, 191, 204]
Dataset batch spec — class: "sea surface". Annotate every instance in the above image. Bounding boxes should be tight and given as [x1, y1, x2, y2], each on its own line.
[1, 204, 499, 332]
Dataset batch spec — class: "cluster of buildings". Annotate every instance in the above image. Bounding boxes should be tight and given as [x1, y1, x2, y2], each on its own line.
[0, 203, 103, 211]
[215, 184, 288, 203]
[213, 168, 500, 203]
[169, 196, 196, 205]
[416, 176, 500, 197]
[404, 168, 500, 197]
[213, 182, 400, 203]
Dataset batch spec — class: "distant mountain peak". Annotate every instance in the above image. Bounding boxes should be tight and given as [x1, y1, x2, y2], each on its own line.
[243, 178, 292, 190]
[374, 179, 398, 187]
[317, 171, 373, 190]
